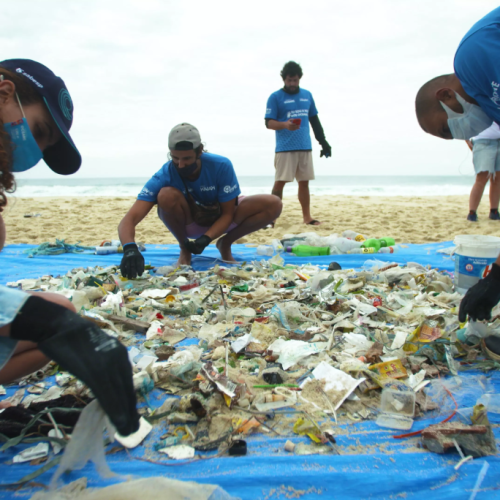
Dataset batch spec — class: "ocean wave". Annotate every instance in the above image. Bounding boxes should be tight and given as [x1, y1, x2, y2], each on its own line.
[10, 182, 473, 198]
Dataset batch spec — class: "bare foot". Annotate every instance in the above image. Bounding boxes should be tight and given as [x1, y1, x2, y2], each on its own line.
[304, 218, 321, 226]
[176, 248, 192, 266]
[216, 238, 237, 263]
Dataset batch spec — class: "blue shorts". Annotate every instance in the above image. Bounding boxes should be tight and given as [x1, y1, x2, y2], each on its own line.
[0, 285, 30, 370]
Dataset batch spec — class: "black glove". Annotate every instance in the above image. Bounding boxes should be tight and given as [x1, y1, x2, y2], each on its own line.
[10, 296, 140, 436]
[120, 243, 145, 279]
[184, 235, 212, 255]
[459, 263, 500, 322]
[320, 141, 332, 158]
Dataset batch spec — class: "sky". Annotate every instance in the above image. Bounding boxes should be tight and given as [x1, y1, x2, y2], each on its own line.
[4, 0, 499, 180]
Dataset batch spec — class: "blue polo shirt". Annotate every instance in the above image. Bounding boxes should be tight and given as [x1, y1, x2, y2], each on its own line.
[265, 88, 318, 152]
[454, 6, 500, 125]
[138, 152, 241, 205]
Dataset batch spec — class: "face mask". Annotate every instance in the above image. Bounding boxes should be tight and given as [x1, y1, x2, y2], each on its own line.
[174, 160, 198, 179]
[440, 92, 493, 140]
[1, 76, 43, 173]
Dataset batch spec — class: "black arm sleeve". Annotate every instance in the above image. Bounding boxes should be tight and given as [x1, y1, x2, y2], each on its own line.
[309, 115, 326, 143]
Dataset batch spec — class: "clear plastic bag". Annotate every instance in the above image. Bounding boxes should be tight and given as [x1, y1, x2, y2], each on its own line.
[50, 400, 116, 489]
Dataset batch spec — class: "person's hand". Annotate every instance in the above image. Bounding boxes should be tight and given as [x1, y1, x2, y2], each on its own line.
[120, 243, 145, 279]
[184, 235, 212, 255]
[320, 140, 332, 158]
[10, 297, 140, 436]
[459, 263, 500, 322]
[285, 119, 300, 131]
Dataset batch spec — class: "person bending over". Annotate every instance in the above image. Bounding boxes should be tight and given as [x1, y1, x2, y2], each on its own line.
[118, 123, 282, 273]
[415, 7, 500, 221]
[0, 59, 139, 436]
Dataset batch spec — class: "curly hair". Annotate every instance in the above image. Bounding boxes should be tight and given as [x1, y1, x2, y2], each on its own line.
[0, 67, 43, 212]
[280, 61, 303, 80]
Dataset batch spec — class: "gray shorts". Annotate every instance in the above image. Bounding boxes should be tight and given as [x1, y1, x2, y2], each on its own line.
[471, 139, 500, 176]
[274, 151, 314, 182]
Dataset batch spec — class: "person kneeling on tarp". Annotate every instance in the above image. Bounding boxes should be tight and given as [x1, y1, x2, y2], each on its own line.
[118, 123, 282, 273]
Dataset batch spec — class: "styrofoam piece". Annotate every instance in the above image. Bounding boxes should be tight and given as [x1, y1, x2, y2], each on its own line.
[13, 442, 49, 463]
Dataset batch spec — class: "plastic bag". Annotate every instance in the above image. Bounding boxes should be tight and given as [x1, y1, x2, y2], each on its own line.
[32, 477, 238, 500]
[50, 400, 115, 489]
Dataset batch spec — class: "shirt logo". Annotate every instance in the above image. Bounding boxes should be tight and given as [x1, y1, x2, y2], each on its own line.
[284, 99, 295, 104]
[16, 68, 43, 88]
[224, 184, 238, 194]
[266, 108, 272, 114]
[491, 81, 500, 109]
[300, 98, 309, 102]
[200, 185, 216, 192]
[140, 187, 154, 197]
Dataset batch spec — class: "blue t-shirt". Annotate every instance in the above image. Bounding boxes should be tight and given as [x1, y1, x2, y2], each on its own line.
[265, 88, 318, 153]
[138, 152, 241, 205]
[454, 6, 500, 125]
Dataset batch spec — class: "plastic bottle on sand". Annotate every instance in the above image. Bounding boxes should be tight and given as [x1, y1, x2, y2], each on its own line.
[342, 230, 366, 242]
[288, 245, 330, 257]
[272, 239, 284, 254]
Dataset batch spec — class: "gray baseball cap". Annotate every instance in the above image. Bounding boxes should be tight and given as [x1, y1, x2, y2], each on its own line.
[168, 123, 202, 150]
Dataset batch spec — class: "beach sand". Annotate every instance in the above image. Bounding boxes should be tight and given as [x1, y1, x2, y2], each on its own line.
[3, 195, 500, 247]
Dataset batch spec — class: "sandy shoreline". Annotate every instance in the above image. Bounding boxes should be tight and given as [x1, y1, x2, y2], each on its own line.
[2, 194, 500, 247]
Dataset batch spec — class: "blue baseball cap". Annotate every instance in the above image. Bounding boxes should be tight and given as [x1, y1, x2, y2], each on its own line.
[0, 58, 81, 175]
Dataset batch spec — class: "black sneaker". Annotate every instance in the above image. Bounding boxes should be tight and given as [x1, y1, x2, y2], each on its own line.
[467, 211, 478, 222]
[489, 209, 500, 220]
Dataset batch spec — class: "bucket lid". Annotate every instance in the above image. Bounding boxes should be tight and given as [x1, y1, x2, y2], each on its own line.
[454, 234, 500, 247]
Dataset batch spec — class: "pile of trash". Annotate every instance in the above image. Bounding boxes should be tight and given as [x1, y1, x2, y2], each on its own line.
[2, 253, 500, 471]
[257, 230, 404, 257]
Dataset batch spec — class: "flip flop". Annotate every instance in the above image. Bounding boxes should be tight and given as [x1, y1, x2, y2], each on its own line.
[306, 220, 321, 226]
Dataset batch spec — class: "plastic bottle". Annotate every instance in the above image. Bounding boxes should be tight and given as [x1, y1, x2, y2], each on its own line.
[380, 237, 395, 247]
[379, 246, 398, 254]
[271, 239, 284, 254]
[95, 246, 119, 255]
[288, 245, 330, 257]
[348, 247, 376, 254]
[342, 230, 366, 242]
[328, 237, 362, 253]
[361, 239, 382, 252]
[257, 245, 274, 256]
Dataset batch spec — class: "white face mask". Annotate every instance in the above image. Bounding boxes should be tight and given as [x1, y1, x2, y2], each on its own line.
[440, 92, 493, 140]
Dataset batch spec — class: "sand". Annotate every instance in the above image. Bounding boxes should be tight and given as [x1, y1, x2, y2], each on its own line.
[2, 194, 500, 247]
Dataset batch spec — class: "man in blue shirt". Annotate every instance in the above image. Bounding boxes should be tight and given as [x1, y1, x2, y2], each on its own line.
[265, 61, 331, 226]
[415, 7, 500, 223]
[415, 7, 500, 355]
[118, 123, 282, 272]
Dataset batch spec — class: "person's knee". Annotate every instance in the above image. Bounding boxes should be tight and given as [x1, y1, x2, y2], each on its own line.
[31, 292, 77, 313]
[476, 172, 490, 186]
[157, 187, 185, 210]
[266, 195, 283, 219]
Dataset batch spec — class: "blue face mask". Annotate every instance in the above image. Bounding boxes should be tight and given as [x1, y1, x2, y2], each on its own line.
[2, 86, 43, 172]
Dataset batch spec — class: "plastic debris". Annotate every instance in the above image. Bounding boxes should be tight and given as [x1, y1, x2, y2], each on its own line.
[3, 237, 500, 473]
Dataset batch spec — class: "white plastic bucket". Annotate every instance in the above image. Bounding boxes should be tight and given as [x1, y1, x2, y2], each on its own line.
[454, 235, 500, 293]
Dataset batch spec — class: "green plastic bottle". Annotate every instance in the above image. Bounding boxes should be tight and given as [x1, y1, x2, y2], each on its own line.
[289, 245, 330, 257]
[379, 237, 395, 247]
[360, 239, 381, 252]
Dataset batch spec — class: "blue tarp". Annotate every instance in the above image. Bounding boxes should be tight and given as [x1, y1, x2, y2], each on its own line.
[1, 242, 499, 500]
